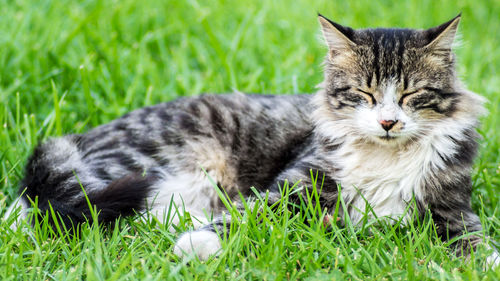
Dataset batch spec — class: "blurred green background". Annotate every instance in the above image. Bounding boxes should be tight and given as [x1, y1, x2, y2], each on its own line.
[0, 0, 498, 279]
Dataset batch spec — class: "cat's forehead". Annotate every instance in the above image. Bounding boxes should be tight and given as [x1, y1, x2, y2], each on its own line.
[350, 28, 431, 62]
[350, 28, 449, 88]
[353, 28, 423, 47]
[320, 15, 460, 89]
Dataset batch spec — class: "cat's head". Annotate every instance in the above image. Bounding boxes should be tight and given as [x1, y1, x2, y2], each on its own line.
[314, 14, 485, 147]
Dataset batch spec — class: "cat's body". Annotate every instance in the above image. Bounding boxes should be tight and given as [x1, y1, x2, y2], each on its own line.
[8, 14, 498, 264]
[19, 93, 314, 227]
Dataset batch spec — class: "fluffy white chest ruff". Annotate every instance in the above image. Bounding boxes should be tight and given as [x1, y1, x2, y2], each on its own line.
[335, 140, 438, 224]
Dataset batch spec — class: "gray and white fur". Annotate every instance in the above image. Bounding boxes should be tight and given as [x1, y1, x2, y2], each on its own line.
[7, 14, 498, 265]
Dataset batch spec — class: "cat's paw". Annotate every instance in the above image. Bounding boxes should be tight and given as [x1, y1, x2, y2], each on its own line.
[173, 230, 221, 261]
[486, 249, 499, 268]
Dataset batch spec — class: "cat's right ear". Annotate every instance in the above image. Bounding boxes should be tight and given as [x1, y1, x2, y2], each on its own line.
[318, 14, 356, 55]
[423, 14, 461, 50]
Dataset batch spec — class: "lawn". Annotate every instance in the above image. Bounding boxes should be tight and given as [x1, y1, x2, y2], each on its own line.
[0, 0, 499, 280]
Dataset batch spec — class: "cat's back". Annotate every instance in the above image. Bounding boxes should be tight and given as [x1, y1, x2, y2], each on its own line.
[75, 93, 315, 191]
[81, 93, 314, 148]
[155, 92, 314, 139]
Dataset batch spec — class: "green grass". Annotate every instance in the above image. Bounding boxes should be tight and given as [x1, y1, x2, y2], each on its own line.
[1, 0, 499, 279]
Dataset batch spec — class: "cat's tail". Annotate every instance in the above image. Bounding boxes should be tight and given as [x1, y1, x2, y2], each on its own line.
[8, 136, 159, 230]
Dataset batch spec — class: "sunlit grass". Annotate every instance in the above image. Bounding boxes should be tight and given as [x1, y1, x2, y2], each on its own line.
[0, 0, 499, 279]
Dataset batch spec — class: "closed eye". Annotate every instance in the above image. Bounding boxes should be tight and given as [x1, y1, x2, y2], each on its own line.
[356, 89, 376, 105]
[399, 89, 420, 105]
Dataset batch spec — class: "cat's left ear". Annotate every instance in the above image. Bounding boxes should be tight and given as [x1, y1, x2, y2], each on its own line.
[424, 14, 461, 50]
[318, 14, 356, 53]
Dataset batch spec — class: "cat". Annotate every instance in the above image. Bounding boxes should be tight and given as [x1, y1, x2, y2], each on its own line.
[6, 13, 498, 265]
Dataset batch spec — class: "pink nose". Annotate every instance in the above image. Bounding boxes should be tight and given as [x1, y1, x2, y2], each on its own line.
[380, 120, 397, 131]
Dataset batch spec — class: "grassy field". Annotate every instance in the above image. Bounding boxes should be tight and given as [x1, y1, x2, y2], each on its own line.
[1, 0, 499, 279]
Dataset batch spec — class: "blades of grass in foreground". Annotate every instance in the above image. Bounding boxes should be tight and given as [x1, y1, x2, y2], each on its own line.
[0, 0, 499, 279]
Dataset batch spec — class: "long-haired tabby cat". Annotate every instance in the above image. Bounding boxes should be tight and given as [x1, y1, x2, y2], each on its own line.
[7, 14, 498, 264]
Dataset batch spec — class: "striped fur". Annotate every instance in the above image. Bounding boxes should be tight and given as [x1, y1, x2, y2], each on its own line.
[9, 14, 496, 265]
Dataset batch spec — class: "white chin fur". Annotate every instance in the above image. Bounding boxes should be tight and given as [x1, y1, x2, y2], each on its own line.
[369, 135, 408, 146]
[173, 230, 221, 261]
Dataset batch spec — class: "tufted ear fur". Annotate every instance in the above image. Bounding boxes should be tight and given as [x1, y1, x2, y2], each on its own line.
[424, 14, 461, 50]
[318, 14, 357, 53]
